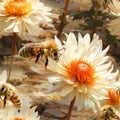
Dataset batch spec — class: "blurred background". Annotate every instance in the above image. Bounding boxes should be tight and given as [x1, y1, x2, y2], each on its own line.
[0, 0, 120, 119]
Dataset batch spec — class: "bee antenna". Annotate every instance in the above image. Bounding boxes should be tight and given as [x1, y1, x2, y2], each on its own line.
[58, 53, 63, 58]
[59, 47, 65, 51]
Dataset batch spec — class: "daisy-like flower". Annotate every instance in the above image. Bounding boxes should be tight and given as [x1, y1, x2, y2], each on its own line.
[98, 86, 120, 119]
[107, 0, 120, 39]
[108, 0, 120, 16]
[0, 106, 40, 120]
[70, 0, 92, 11]
[107, 17, 120, 39]
[47, 32, 119, 112]
[0, 0, 52, 40]
[101, 85, 120, 111]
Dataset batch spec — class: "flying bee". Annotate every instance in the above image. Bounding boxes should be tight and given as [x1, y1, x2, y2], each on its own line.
[0, 83, 22, 110]
[19, 40, 60, 70]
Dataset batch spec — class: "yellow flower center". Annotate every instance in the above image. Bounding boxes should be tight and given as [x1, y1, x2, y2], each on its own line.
[65, 60, 95, 85]
[4, 0, 32, 16]
[13, 117, 25, 120]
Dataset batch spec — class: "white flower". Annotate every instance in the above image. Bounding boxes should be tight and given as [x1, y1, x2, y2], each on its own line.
[108, 0, 120, 16]
[107, 17, 120, 39]
[107, 0, 120, 39]
[47, 32, 119, 112]
[0, 106, 40, 120]
[0, 0, 52, 40]
[101, 81, 120, 111]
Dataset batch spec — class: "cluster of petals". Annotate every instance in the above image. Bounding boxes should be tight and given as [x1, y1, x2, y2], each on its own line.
[47, 32, 119, 112]
[0, 106, 40, 120]
[107, 0, 120, 39]
[108, 0, 120, 16]
[0, 0, 52, 40]
[101, 81, 120, 111]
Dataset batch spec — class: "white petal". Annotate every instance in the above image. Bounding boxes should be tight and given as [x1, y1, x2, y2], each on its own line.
[0, 70, 7, 84]
[55, 36, 63, 50]
[48, 76, 62, 83]
[61, 85, 74, 96]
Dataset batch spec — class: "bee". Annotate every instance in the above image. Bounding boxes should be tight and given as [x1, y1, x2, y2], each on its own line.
[19, 40, 59, 69]
[94, 105, 120, 120]
[0, 83, 22, 110]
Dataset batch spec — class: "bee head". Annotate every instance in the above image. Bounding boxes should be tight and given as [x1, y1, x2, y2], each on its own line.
[51, 49, 59, 61]
[0, 85, 6, 94]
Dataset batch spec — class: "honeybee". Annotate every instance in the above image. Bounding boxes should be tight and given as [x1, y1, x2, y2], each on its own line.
[19, 40, 59, 69]
[0, 83, 22, 110]
[95, 105, 120, 120]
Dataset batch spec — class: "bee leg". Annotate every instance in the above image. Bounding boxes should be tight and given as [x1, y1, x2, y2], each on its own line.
[0, 96, 2, 100]
[3, 95, 7, 108]
[45, 56, 48, 70]
[35, 53, 41, 63]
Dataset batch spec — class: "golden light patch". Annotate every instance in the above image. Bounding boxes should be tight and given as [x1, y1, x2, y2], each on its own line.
[49, 93, 61, 100]
[13, 117, 25, 120]
[65, 60, 95, 85]
[5, 0, 32, 16]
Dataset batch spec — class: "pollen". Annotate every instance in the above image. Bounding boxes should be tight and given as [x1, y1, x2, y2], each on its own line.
[13, 117, 25, 120]
[65, 60, 95, 85]
[4, 0, 32, 16]
[108, 90, 120, 104]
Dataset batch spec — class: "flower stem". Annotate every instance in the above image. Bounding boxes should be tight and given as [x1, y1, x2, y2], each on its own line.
[57, 0, 70, 38]
[64, 0, 70, 12]
[67, 96, 76, 120]
[7, 33, 16, 81]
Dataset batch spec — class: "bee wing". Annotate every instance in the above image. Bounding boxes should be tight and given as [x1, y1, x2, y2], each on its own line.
[55, 36, 63, 50]
[0, 70, 7, 84]
[25, 43, 43, 48]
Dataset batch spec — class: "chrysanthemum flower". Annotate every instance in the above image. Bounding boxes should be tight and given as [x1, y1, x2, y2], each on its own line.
[0, 106, 40, 120]
[107, 0, 120, 39]
[108, 0, 120, 16]
[0, 0, 52, 40]
[47, 32, 119, 112]
[101, 86, 120, 111]
[108, 89, 120, 105]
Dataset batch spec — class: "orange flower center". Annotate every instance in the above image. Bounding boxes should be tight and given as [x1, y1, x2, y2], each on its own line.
[65, 60, 95, 85]
[108, 90, 120, 104]
[13, 117, 25, 120]
[4, 0, 32, 16]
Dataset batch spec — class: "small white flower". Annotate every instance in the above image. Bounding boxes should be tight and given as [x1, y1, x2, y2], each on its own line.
[107, 0, 120, 39]
[107, 17, 120, 39]
[47, 32, 119, 112]
[108, 0, 120, 16]
[0, 106, 40, 120]
[0, 0, 52, 40]
[101, 84, 120, 112]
